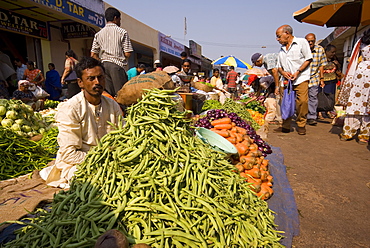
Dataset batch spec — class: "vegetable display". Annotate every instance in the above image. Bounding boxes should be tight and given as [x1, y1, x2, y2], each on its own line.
[0, 127, 54, 180]
[3, 88, 283, 247]
[208, 118, 274, 200]
[201, 100, 222, 111]
[247, 109, 265, 126]
[201, 99, 260, 130]
[194, 109, 272, 157]
[43, 99, 60, 109]
[239, 97, 266, 115]
[0, 99, 48, 137]
[37, 127, 59, 156]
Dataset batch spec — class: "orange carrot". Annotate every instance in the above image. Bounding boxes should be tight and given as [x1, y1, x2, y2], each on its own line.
[214, 124, 233, 130]
[235, 126, 247, 135]
[226, 136, 237, 144]
[235, 133, 244, 143]
[212, 129, 230, 138]
[235, 163, 244, 172]
[235, 143, 249, 156]
[245, 167, 261, 179]
[211, 118, 231, 126]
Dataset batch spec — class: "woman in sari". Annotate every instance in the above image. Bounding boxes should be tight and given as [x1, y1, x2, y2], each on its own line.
[338, 29, 370, 145]
[23, 61, 45, 86]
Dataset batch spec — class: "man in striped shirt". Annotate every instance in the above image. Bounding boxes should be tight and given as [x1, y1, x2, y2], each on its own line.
[226, 66, 238, 98]
[305, 33, 327, 126]
[91, 7, 133, 97]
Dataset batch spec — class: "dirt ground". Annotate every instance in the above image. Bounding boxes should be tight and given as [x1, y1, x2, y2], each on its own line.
[266, 118, 370, 248]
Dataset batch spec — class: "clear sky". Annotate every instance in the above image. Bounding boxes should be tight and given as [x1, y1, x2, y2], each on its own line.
[105, 0, 333, 66]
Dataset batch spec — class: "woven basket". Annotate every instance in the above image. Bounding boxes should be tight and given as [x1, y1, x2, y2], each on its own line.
[192, 81, 214, 92]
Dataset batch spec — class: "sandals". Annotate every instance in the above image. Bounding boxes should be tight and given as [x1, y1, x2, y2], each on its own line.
[358, 139, 368, 145]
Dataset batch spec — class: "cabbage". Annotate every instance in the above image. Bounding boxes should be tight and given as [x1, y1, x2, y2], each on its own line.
[11, 123, 22, 131]
[0, 106, 6, 116]
[1, 118, 14, 127]
[6, 110, 18, 120]
[22, 125, 32, 133]
[15, 119, 25, 125]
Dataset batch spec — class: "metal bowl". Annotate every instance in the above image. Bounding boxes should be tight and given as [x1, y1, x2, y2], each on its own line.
[178, 75, 194, 83]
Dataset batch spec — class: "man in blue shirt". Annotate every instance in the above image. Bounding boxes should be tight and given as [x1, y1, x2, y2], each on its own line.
[127, 64, 146, 81]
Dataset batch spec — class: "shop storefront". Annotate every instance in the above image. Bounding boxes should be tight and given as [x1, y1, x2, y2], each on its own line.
[158, 32, 184, 69]
[1, 0, 104, 75]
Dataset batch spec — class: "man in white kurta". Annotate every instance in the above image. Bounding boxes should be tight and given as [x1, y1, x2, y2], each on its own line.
[40, 57, 122, 188]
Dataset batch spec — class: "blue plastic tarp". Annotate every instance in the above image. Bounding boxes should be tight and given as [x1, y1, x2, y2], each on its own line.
[266, 146, 300, 248]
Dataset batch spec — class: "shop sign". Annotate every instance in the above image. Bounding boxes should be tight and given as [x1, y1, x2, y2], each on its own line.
[30, 0, 105, 28]
[62, 22, 96, 39]
[188, 56, 201, 66]
[159, 32, 184, 58]
[189, 40, 202, 59]
[333, 26, 350, 39]
[0, 8, 48, 39]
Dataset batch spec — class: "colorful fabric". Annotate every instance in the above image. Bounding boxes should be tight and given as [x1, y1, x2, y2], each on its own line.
[337, 39, 362, 106]
[343, 43, 370, 115]
[91, 23, 133, 68]
[24, 69, 41, 83]
[226, 70, 238, 88]
[277, 37, 312, 85]
[309, 45, 327, 87]
[341, 115, 370, 141]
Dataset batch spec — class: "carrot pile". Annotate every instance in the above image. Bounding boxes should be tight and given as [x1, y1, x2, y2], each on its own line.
[210, 117, 274, 200]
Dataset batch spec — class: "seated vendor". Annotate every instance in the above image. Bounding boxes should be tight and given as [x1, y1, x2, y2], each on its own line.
[12, 80, 38, 110]
[40, 57, 123, 188]
[172, 59, 198, 86]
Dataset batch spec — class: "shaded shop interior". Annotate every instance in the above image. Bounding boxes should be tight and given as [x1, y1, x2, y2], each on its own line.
[0, 0, 103, 75]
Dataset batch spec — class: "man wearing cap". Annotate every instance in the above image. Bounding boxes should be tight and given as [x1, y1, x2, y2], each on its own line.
[305, 33, 327, 126]
[91, 7, 133, 97]
[154, 60, 163, 71]
[275, 24, 312, 135]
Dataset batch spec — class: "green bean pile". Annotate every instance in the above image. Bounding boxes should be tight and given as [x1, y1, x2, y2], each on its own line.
[0, 127, 54, 180]
[3, 88, 283, 247]
[37, 127, 59, 156]
[222, 99, 260, 130]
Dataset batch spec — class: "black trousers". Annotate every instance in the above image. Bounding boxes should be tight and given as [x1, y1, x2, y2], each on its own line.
[102, 61, 128, 97]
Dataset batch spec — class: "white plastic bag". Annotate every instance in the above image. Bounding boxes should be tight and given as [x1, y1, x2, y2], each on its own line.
[32, 85, 50, 99]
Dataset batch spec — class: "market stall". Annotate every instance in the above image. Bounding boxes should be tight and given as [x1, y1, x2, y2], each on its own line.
[0, 87, 299, 247]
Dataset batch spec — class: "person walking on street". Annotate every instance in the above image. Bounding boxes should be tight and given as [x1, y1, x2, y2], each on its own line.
[274, 25, 312, 135]
[226, 66, 238, 98]
[91, 7, 133, 97]
[338, 29, 370, 145]
[305, 33, 327, 126]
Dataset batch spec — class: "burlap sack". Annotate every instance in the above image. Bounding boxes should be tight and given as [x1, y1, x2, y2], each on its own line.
[0, 169, 60, 225]
[116, 71, 174, 106]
